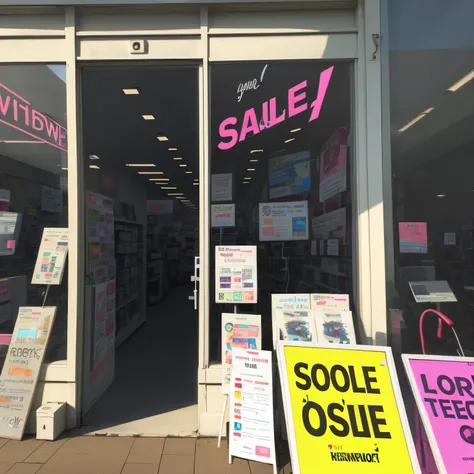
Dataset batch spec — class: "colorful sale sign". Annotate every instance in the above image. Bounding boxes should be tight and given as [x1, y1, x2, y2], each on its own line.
[277, 342, 420, 474]
[403, 354, 474, 474]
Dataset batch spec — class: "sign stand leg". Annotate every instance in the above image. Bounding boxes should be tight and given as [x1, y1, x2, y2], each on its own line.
[217, 393, 228, 448]
[42, 285, 51, 307]
[234, 304, 238, 314]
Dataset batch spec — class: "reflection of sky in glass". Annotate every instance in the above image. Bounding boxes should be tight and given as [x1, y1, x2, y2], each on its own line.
[48, 64, 66, 83]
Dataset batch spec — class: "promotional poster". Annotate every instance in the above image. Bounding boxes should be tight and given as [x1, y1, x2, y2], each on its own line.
[403, 354, 474, 474]
[278, 343, 420, 474]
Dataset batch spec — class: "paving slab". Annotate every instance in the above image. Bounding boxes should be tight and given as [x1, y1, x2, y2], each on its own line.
[126, 439, 164, 464]
[37, 436, 133, 474]
[0, 441, 44, 464]
[158, 455, 193, 474]
[24, 440, 68, 464]
[6, 464, 42, 474]
[195, 439, 251, 474]
[162, 439, 195, 455]
[0, 463, 13, 474]
[121, 464, 159, 474]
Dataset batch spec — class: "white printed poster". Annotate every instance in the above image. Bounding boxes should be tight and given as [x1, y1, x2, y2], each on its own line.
[0, 306, 57, 440]
[147, 200, 173, 215]
[229, 348, 277, 469]
[313, 310, 356, 345]
[259, 201, 308, 241]
[311, 293, 350, 310]
[311, 207, 346, 244]
[215, 246, 257, 304]
[327, 238, 339, 256]
[271, 294, 310, 346]
[41, 185, 63, 213]
[222, 313, 261, 394]
[31, 228, 69, 285]
[211, 204, 235, 228]
[212, 173, 232, 202]
[319, 127, 348, 202]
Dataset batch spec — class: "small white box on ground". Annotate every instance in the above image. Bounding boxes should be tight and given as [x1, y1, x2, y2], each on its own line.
[36, 402, 66, 440]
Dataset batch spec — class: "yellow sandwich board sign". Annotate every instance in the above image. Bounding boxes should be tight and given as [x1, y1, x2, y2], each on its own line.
[277, 342, 420, 473]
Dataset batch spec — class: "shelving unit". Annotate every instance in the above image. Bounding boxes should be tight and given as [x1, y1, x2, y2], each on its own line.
[147, 252, 166, 305]
[115, 219, 145, 347]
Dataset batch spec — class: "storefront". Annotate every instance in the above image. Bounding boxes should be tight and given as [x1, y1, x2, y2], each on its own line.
[0, 0, 389, 436]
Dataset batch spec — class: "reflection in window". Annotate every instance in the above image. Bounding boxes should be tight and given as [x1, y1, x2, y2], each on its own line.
[210, 61, 353, 361]
[0, 64, 68, 362]
[389, 0, 474, 356]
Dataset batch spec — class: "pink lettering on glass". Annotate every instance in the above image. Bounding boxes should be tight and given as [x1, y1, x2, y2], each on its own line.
[0, 82, 67, 152]
[217, 66, 334, 150]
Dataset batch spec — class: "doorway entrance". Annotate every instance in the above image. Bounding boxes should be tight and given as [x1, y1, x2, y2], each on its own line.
[80, 65, 200, 436]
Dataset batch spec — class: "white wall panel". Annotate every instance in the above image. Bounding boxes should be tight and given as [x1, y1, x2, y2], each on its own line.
[0, 10, 65, 36]
[209, 33, 357, 61]
[77, 7, 201, 36]
[0, 39, 67, 62]
[209, 9, 356, 34]
[78, 36, 202, 60]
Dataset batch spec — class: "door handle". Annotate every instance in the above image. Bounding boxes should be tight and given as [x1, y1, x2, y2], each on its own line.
[190, 256, 199, 310]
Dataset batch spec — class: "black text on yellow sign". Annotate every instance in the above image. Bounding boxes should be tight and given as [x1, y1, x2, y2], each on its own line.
[282, 346, 417, 473]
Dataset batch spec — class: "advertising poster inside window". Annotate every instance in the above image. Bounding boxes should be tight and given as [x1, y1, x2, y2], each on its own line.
[268, 151, 310, 200]
[319, 127, 348, 202]
[399, 222, 428, 254]
[211, 204, 235, 228]
[31, 228, 68, 285]
[259, 201, 308, 241]
[211, 173, 233, 202]
[311, 207, 346, 244]
[215, 246, 258, 303]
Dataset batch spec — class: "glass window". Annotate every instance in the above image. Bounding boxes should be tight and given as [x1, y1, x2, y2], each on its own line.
[210, 60, 354, 362]
[388, 0, 474, 357]
[0, 64, 68, 362]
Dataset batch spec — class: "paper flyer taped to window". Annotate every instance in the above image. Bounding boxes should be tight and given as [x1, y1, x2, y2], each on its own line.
[32, 228, 69, 285]
[215, 246, 257, 304]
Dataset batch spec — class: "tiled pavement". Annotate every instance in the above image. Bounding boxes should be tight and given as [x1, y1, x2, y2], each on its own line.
[0, 437, 292, 474]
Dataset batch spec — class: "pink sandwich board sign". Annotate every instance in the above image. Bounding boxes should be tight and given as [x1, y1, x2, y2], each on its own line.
[402, 354, 474, 474]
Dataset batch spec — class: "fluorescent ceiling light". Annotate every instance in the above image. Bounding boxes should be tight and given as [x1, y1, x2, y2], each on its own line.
[157, 135, 168, 141]
[176, 197, 186, 200]
[243, 181, 250, 184]
[249, 159, 259, 163]
[161, 186, 177, 190]
[247, 168, 256, 171]
[447, 70, 474, 92]
[138, 171, 164, 175]
[89, 154, 100, 160]
[89, 165, 100, 170]
[0, 139, 42, 144]
[168, 193, 184, 196]
[168, 147, 177, 151]
[185, 171, 192, 174]
[250, 149, 263, 154]
[126, 163, 155, 167]
[142, 115, 155, 120]
[173, 157, 183, 161]
[285, 138, 295, 143]
[61, 167, 68, 171]
[398, 107, 434, 133]
[193, 182, 199, 186]
[244, 177, 251, 180]
[437, 194, 446, 198]
[291, 128, 302, 133]
[123, 88, 139, 95]
[150, 178, 169, 181]
[179, 164, 187, 167]
[182, 200, 190, 203]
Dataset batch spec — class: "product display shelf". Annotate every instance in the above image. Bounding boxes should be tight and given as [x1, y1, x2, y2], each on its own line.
[147, 252, 165, 306]
[115, 218, 145, 347]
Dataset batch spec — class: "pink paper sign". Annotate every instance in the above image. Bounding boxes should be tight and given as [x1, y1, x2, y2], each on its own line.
[399, 222, 428, 254]
[404, 356, 474, 474]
